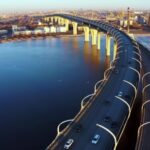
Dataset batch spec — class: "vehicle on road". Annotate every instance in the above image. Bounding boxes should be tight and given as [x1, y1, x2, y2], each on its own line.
[92, 134, 100, 144]
[104, 115, 111, 122]
[74, 124, 83, 133]
[111, 121, 118, 128]
[64, 139, 74, 149]
[118, 91, 123, 97]
[114, 69, 119, 74]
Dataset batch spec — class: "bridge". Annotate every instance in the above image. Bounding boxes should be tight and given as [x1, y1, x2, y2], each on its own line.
[41, 14, 141, 150]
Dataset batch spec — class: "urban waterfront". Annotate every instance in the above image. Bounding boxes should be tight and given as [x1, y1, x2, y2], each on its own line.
[0, 35, 114, 150]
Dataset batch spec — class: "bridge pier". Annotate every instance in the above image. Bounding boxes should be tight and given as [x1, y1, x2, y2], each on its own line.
[58, 18, 61, 25]
[65, 19, 69, 31]
[91, 29, 98, 46]
[72, 22, 78, 35]
[83, 26, 90, 42]
[113, 40, 117, 59]
[54, 17, 58, 23]
[106, 34, 111, 56]
[51, 17, 54, 24]
[97, 32, 101, 50]
[61, 18, 65, 25]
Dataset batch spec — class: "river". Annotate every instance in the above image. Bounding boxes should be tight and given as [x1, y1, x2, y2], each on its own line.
[0, 35, 114, 150]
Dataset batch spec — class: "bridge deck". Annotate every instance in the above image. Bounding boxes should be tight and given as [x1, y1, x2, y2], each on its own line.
[135, 44, 150, 150]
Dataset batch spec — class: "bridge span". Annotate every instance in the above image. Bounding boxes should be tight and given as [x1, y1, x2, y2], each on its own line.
[42, 14, 141, 150]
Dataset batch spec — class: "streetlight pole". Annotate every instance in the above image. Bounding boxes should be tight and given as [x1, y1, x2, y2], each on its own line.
[127, 7, 130, 33]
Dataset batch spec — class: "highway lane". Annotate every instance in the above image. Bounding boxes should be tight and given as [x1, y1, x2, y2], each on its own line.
[135, 44, 150, 150]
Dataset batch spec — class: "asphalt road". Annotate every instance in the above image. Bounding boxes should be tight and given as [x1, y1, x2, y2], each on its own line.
[135, 44, 150, 150]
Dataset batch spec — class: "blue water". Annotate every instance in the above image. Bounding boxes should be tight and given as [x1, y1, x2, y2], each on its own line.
[0, 36, 114, 150]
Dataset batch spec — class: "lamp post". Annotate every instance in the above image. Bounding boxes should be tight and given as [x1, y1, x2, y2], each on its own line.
[127, 7, 130, 33]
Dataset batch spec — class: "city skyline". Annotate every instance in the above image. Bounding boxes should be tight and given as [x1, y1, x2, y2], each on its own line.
[0, 0, 150, 13]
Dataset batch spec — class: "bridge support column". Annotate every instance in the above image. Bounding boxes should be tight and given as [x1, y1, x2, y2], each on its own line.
[97, 32, 101, 50]
[106, 34, 111, 56]
[51, 17, 54, 24]
[113, 40, 117, 59]
[44, 17, 49, 22]
[64, 19, 69, 31]
[72, 22, 78, 35]
[60, 18, 65, 25]
[91, 29, 98, 45]
[58, 17, 62, 25]
[83, 26, 90, 42]
[54, 17, 58, 23]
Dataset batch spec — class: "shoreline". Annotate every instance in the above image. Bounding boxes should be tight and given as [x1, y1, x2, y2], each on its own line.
[1, 31, 150, 44]
[133, 33, 150, 37]
[0, 32, 84, 44]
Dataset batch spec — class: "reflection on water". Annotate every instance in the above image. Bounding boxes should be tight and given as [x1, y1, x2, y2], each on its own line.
[83, 42, 100, 71]
[104, 56, 111, 70]
[72, 37, 79, 50]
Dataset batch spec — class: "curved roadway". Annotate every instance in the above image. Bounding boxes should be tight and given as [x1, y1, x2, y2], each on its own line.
[135, 43, 150, 150]
[46, 14, 141, 150]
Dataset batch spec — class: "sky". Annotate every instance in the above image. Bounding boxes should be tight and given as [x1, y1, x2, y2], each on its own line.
[0, 0, 149, 13]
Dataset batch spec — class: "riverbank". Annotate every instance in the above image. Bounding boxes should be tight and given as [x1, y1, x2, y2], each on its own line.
[0, 31, 84, 44]
[133, 34, 150, 37]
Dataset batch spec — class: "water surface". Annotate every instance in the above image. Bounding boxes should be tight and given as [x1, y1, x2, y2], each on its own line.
[0, 35, 114, 150]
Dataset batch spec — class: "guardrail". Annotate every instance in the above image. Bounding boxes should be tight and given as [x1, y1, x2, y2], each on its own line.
[135, 43, 150, 150]
[136, 71, 150, 150]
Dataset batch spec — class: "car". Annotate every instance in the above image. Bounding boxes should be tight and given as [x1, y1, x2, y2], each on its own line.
[118, 91, 123, 97]
[91, 134, 100, 144]
[64, 139, 74, 149]
[114, 69, 119, 74]
[111, 121, 118, 128]
[104, 115, 111, 122]
[74, 124, 82, 133]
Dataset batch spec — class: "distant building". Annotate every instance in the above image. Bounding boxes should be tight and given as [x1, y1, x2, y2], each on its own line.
[0, 30, 8, 35]
[134, 11, 143, 15]
[12, 25, 26, 32]
[135, 15, 145, 24]
[148, 15, 150, 26]
[50, 26, 56, 33]
[38, 21, 42, 26]
[33, 26, 55, 34]
[12, 25, 28, 36]
[12, 25, 18, 32]
[13, 30, 32, 36]
[56, 26, 67, 33]
[119, 20, 124, 26]
[33, 28, 44, 35]
[43, 27, 50, 33]
[17, 26, 27, 31]
[119, 19, 133, 27]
